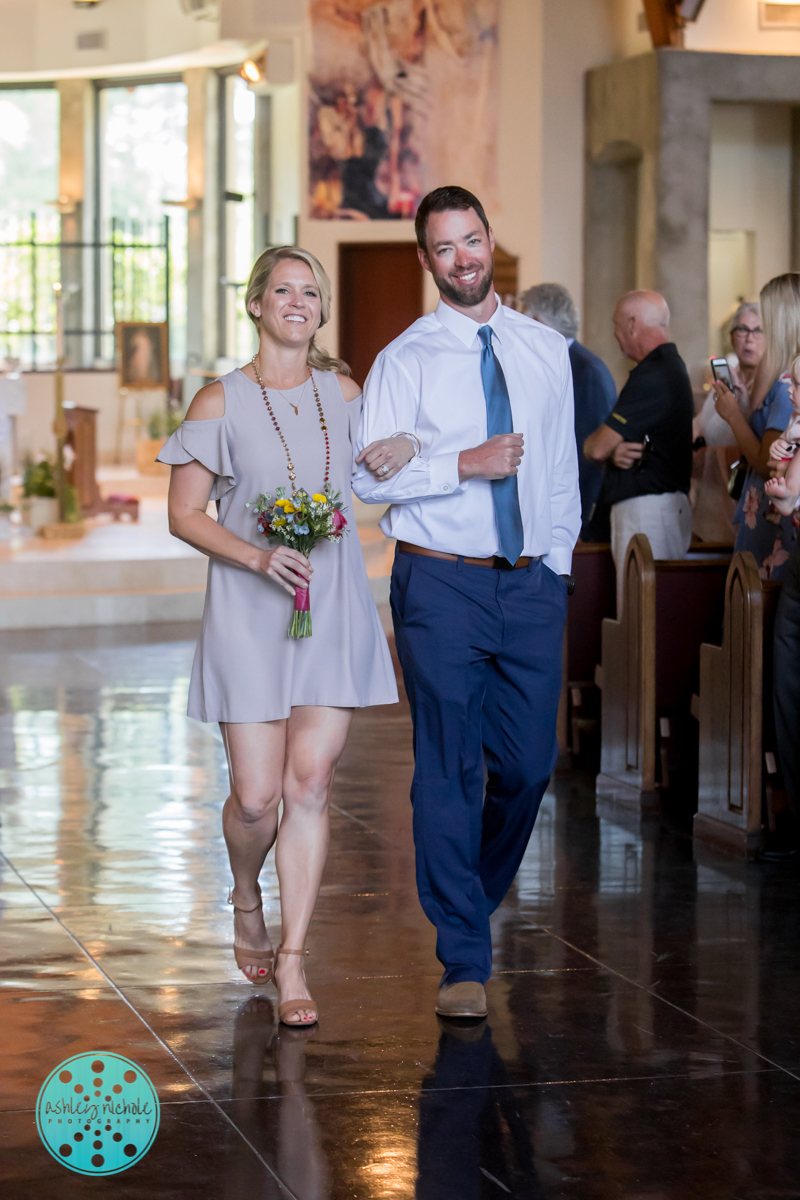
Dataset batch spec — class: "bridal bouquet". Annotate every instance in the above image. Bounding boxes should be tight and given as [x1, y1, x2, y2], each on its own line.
[247, 487, 348, 638]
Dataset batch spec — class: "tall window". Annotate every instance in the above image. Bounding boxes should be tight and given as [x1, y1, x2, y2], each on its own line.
[0, 88, 60, 367]
[100, 81, 188, 368]
[220, 75, 257, 364]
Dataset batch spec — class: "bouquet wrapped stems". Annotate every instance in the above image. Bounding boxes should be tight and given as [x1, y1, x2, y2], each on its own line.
[247, 486, 348, 639]
[290, 585, 312, 639]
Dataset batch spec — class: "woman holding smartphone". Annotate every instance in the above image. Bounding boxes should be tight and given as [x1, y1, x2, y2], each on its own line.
[713, 274, 799, 579]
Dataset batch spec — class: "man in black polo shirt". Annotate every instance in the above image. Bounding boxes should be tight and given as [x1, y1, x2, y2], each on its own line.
[584, 290, 693, 604]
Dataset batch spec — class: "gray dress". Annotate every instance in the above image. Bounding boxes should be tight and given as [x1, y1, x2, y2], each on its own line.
[157, 367, 397, 722]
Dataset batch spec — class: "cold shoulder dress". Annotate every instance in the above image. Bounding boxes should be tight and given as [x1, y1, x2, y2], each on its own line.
[157, 367, 398, 722]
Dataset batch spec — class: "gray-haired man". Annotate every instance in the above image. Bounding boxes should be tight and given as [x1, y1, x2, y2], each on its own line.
[521, 283, 616, 538]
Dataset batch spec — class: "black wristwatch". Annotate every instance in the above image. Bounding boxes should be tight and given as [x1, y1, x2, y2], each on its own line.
[560, 574, 575, 595]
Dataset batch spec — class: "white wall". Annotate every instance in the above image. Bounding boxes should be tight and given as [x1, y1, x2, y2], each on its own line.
[708, 101, 792, 348]
[15, 372, 166, 465]
[539, 0, 616, 321]
[605, 0, 653, 59]
[686, 0, 800, 55]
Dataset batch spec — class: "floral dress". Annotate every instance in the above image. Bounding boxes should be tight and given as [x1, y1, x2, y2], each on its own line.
[733, 375, 797, 580]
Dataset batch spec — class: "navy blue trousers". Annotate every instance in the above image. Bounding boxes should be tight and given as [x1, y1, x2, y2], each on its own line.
[390, 550, 567, 984]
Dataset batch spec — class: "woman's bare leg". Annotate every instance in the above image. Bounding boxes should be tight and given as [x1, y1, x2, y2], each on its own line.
[273, 706, 353, 1022]
[222, 720, 285, 981]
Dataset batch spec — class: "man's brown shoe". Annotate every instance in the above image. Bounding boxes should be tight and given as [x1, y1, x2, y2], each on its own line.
[435, 981, 488, 1018]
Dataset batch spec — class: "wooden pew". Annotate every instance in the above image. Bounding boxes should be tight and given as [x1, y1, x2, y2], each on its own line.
[562, 543, 616, 758]
[560, 540, 730, 760]
[693, 552, 782, 858]
[596, 533, 731, 810]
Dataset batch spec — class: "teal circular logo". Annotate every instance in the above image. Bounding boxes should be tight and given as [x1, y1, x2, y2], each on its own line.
[36, 1053, 160, 1175]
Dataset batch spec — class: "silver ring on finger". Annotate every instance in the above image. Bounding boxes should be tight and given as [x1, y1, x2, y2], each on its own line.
[378, 464, 389, 476]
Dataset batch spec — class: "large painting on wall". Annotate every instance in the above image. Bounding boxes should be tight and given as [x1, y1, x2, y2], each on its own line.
[309, 0, 500, 221]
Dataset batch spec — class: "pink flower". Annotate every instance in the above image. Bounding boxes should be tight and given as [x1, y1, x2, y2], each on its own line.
[743, 486, 760, 530]
[763, 538, 790, 578]
[331, 509, 347, 533]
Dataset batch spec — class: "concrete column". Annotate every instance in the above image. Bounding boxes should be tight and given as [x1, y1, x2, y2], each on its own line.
[184, 67, 219, 401]
[657, 53, 712, 389]
[584, 54, 659, 387]
[57, 80, 95, 368]
[791, 108, 800, 273]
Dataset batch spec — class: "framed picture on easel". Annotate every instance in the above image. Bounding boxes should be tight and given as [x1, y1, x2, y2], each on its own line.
[115, 321, 169, 389]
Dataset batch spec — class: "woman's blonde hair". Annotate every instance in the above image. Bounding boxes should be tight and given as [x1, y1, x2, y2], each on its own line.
[760, 273, 800, 393]
[244, 246, 351, 376]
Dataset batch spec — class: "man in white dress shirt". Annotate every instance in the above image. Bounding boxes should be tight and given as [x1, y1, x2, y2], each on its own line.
[353, 186, 581, 1018]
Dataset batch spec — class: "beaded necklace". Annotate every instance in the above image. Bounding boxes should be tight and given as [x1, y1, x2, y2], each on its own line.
[251, 355, 330, 489]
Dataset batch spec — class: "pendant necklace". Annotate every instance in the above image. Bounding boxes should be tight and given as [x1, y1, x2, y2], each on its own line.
[251, 354, 308, 415]
[252, 356, 331, 489]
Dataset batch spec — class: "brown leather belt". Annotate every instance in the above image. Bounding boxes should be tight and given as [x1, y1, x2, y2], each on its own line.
[397, 541, 537, 570]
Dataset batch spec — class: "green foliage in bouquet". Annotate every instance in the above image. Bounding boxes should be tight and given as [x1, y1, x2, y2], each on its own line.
[247, 486, 348, 638]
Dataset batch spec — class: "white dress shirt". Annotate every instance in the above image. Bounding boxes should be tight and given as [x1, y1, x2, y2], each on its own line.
[352, 296, 581, 575]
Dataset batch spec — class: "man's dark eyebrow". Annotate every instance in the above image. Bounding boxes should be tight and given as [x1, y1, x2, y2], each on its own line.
[432, 227, 485, 251]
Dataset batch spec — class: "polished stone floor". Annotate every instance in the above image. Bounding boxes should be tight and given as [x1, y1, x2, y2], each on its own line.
[1, 622, 800, 1198]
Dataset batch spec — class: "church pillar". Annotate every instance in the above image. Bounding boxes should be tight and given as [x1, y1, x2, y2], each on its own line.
[184, 67, 220, 402]
[57, 79, 94, 367]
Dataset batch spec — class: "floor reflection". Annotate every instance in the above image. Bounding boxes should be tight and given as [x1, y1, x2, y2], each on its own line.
[226, 997, 329, 1200]
[418, 1018, 542, 1199]
[3, 624, 800, 1198]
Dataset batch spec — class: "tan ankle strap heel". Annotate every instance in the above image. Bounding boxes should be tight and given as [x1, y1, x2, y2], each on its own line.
[275, 946, 317, 1026]
[228, 885, 274, 981]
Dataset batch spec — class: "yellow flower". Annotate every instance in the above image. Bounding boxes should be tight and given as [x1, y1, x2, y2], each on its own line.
[312, 493, 326, 503]
[272, 517, 286, 527]
[282, 503, 296, 514]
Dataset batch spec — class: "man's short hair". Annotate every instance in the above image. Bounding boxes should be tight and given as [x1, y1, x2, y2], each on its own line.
[520, 283, 579, 339]
[414, 186, 490, 252]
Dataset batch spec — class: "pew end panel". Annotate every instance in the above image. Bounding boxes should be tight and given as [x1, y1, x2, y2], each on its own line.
[597, 534, 731, 812]
[596, 534, 658, 809]
[694, 556, 781, 859]
[653, 560, 729, 798]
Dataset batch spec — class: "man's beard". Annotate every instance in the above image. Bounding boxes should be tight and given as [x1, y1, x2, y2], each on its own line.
[434, 262, 494, 308]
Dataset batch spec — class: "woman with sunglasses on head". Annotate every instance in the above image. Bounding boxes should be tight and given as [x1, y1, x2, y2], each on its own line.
[157, 246, 410, 1024]
[713, 275, 799, 580]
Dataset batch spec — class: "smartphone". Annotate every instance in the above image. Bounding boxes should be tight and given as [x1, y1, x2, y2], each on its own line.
[710, 357, 734, 390]
[633, 433, 652, 473]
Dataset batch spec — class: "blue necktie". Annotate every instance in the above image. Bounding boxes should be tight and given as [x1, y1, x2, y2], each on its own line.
[477, 325, 524, 565]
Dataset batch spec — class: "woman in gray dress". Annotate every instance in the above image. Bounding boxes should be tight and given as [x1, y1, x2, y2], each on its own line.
[158, 246, 413, 1024]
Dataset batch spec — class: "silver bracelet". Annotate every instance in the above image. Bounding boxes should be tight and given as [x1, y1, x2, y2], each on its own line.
[392, 431, 421, 457]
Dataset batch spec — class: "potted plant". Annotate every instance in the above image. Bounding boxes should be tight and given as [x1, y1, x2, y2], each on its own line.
[0, 499, 14, 541]
[20, 456, 60, 534]
[136, 408, 183, 476]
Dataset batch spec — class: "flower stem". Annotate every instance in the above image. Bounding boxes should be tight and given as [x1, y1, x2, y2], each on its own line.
[289, 610, 312, 638]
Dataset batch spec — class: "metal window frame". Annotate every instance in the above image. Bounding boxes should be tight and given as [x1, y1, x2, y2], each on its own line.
[215, 69, 272, 359]
[93, 74, 186, 362]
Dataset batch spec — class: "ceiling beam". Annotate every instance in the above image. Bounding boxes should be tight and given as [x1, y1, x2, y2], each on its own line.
[642, 0, 685, 48]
